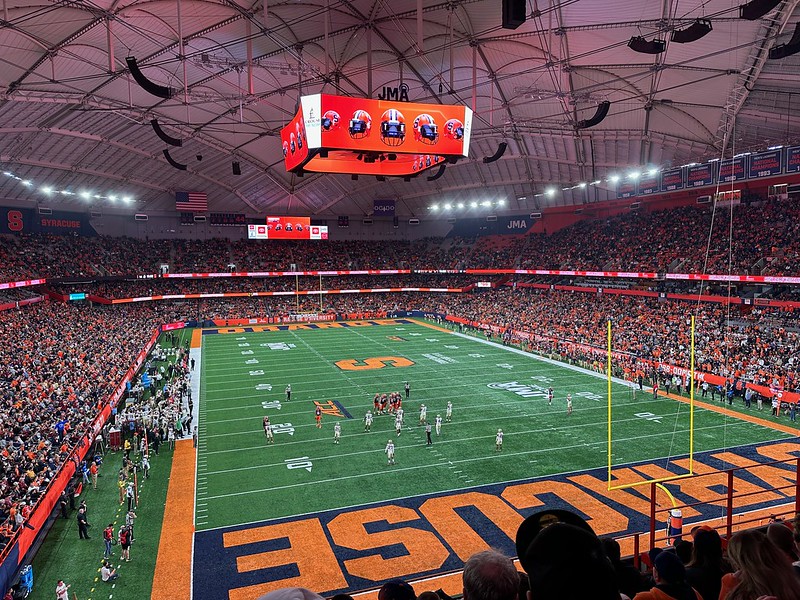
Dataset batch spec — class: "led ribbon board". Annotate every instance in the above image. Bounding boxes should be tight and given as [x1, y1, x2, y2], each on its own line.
[281, 94, 473, 177]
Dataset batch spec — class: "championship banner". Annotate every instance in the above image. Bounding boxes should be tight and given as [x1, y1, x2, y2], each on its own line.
[687, 163, 714, 188]
[616, 180, 636, 199]
[786, 145, 800, 173]
[637, 173, 660, 195]
[373, 199, 396, 216]
[749, 149, 782, 178]
[660, 167, 684, 192]
[281, 93, 472, 177]
[718, 156, 747, 182]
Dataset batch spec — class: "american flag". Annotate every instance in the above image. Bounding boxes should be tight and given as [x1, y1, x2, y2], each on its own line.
[175, 191, 208, 212]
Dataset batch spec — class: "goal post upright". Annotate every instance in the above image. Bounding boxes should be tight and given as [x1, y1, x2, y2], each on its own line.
[607, 319, 613, 488]
[606, 316, 697, 491]
[690, 315, 695, 474]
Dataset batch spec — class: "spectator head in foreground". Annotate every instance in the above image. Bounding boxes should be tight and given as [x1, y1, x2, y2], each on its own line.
[632, 550, 700, 600]
[378, 580, 416, 600]
[515, 509, 619, 600]
[256, 588, 326, 600]
[724, 529, 800, 600]
[462, 549, 519, 600]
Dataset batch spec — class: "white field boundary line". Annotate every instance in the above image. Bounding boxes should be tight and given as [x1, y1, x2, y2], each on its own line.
[197, 423, 791, 501]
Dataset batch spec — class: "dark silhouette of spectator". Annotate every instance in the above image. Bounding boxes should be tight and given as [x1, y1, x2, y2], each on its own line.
[684, 527, 730, 600]
[601, 537, 647, 598]
[378, 580, 416, 600]
[515, 509, 620, 600]
[633, 551, 701, 600]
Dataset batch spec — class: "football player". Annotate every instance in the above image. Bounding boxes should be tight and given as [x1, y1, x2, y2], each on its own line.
[495, 429, 504, 452]
[435, 414, 443, 436]
[445, 400, 453, 422]
[364, 410, 373, 432]
[333, 421, 341, 444]
[419, 404, 427, 425]
[385, 439, 395, 465]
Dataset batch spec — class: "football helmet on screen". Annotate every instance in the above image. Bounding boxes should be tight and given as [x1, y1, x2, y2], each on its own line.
[413, 114, 438, 145]
[295, 122, 304, 149]
[290, 133, 296, 154]
[443, 118, 464, 140]
[282, 140, 289, 157]
[321, 110, 341, 132]
[379, 109, 406, 146]
[349, 110, 372, 139]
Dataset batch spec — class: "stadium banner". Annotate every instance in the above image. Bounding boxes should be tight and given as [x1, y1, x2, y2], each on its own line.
[37, 210, 97, 236]
[687, 163, 714, 187]
[373, 199, 396, 216]
[616, 180, 636, 199]
[162, 270, 411, 278]
[660, 167, 684, 192]
[749, 149, 783, 178]
[0, 278, 46, 290]
[162, 321, 187, 331]
[718, 156, 747, 182]
[0, 207, 34, 234]
[786, 145, 800, 173]
[637, 173, 660, 195]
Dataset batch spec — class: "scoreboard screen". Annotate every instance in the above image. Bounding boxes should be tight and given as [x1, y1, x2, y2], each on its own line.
[210, 213, 247, 226]
[248, 218, 328, 240]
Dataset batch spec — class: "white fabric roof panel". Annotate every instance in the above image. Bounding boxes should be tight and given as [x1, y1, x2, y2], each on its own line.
[0, 0, 798, 217]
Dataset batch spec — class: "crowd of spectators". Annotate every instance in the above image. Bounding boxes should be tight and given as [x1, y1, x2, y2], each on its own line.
[4, 196, 800, 280]
[0, 301, 183, 551]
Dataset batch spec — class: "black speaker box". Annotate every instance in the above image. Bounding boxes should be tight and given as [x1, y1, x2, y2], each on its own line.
[502, 0, 526, 29]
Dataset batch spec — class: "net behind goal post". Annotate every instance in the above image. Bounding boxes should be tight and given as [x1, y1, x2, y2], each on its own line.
[606, 317, 696, 491]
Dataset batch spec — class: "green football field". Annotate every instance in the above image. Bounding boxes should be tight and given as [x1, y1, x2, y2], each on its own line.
[196, 318, 794, 531]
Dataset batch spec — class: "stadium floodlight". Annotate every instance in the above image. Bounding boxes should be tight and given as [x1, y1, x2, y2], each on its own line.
[60, 190, 73, 195]
[457, 202, 465, 209]
[444, 203, 452, 210]
[41, 186, 52, 195]
[430, 204, 439, 211]
[80, 191, 92, 200]
[470, 201, 478, 208]
[628, 171, 641, 180]
[3, 172, 12, 177]
[22, 180, 32, 186]
[609, 175, 620, 183]
[108, 195, 117, 201]
[768, 145, 783, 150]
[591, 180, 601, 185]
[545, 188, 555, 197]
[648, 168, 659, 176]
[122, 196, 132, 204]
[481, 200, 491, 207]
[498, 199, 505, 206]
[578, 182, 587, 188]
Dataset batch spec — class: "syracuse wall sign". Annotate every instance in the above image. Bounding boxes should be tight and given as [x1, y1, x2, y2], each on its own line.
[280, 94, 473, 178]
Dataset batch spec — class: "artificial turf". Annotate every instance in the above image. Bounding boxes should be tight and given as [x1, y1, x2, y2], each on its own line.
[196, 318, 795, 530]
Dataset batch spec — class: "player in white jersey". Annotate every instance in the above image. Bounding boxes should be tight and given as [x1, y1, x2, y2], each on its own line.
[333, 421, 341, 444]
[364, 410, 373, 432]
[547, 387, 554, 406]
[445, 400, 453, 422]
[567, 393, 573, 415]
[395, 413, 403, 436]
[419, 404, 427, 425]
[396, 407, 404, 425]
[435, 414, 443, 436]
[264, 423, 274, 444]
[385, 439, 395, 465]
[495, 429, 503, 451]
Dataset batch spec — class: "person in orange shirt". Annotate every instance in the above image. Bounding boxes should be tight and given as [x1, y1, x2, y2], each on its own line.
[89, 461, 98, 490]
